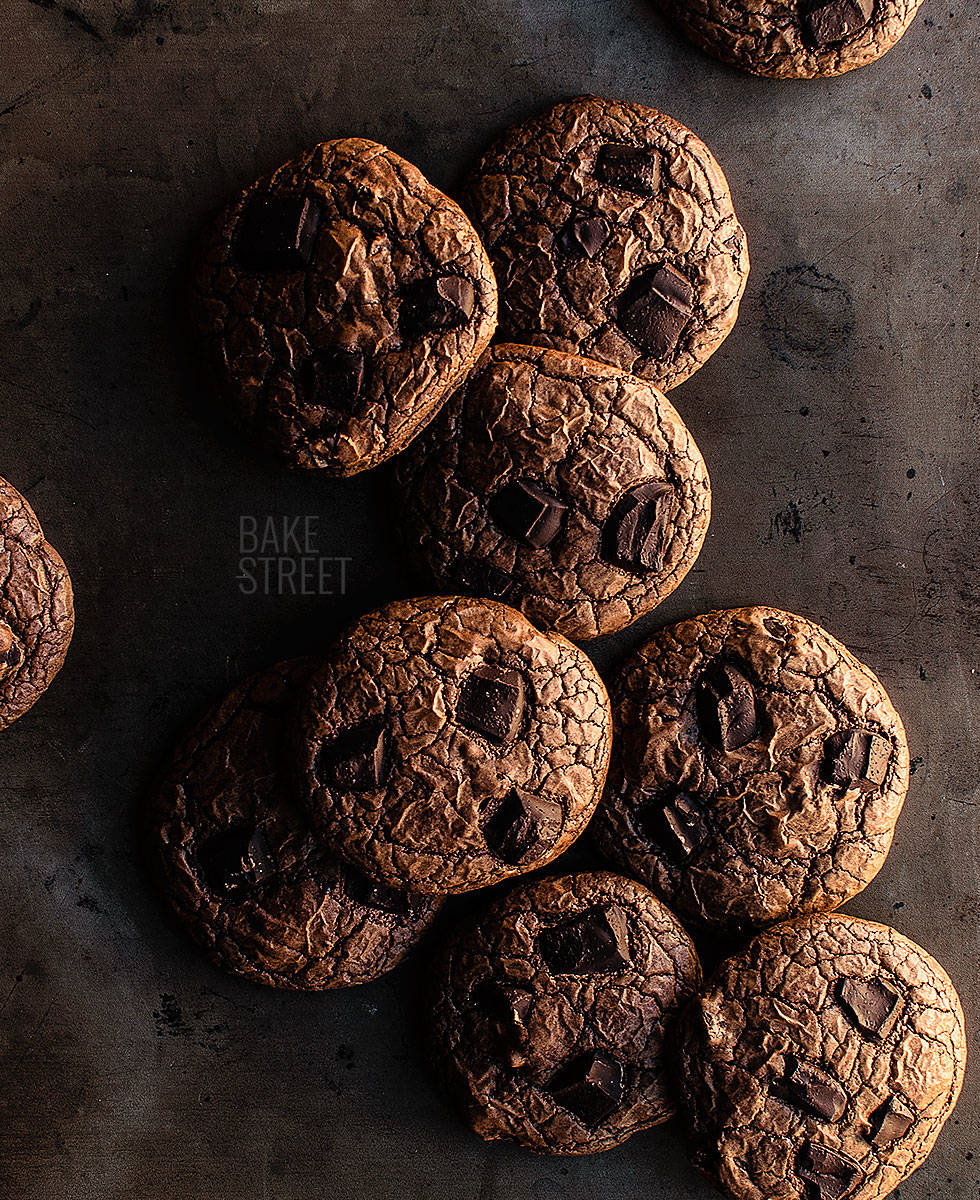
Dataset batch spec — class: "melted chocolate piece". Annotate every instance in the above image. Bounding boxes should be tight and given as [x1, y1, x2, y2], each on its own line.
[555, 215, 609, 259]
[802, 0, 874, 47]
[234, 193, 321, 272]
[617, 264, 695, 356]
[342, 864, 414, 914]
[318, 718, 389, 791]
[297, 347, 365, 415]
[457, 665, 526, 743]
[638, 791, 709, 861]
[824, 730, 891, 791]
[537, 904, 632, 975]
[401, 275, 475, 334]
[697, 662, 759, 751]
[474, 979, 532, 1065]
[199, 826, 275, 896]
[593, 144, 662, 196]
[602, 481, 677, 573]
[488, 478, 567, 549]
[796, 1142, 863, 1200]
[774, 1055, 847, 1121]
[547, 1051, 624, 1126]
[869, 1095, 915, 1146]
[482, 788, 562, 864]
[453, 558, 515, 601]
[836, 977, 900, 1036]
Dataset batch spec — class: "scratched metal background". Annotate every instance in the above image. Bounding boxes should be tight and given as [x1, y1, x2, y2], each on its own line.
[0, 2, 977, 1197]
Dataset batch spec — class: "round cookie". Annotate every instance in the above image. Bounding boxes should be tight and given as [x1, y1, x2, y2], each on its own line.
[592, 606, 909, 935]
[461, 95, 748, 392]
[675, 913, 966, 1200]
[190, 138, 498, 474]
[147, 659, 442, 989]
[0, 476, 73, 731]
[396, 343, 711, 642]
[296, 596, 613, 895]
[430, 871, 702, 1154]
[655, 0, 924, 79]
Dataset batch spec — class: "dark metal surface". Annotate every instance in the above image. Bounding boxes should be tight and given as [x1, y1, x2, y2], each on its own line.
[0, 2, 976, 1197]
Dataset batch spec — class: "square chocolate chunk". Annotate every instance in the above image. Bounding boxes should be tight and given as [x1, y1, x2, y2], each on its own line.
[457, 664, 526, 743]
[234, 193, 321, 272]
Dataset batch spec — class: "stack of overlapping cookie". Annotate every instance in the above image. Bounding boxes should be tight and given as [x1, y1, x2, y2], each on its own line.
[158, 93, 965, 1200]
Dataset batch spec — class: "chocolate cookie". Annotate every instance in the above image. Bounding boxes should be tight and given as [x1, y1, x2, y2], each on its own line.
[675, 913, 966, 1200]
[191, 139, 498, 473]
[0, 476, 73, 731]
[592, 606, 909, 935]
[395, 343, 711, 642]
[147, 659, 441, 989]
[461, 96, 748, 392]
[297, 596, 612, 895]
[656, 0, 924, 79]
[430, 871, 701, 1154]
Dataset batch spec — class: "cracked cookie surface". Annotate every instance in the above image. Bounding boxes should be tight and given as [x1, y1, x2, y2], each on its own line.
[656, 0, 924, 79]
[0, 476, 74, 730]
[396, 343, 711, 642]
[461, 96, 748, 392]
[675, 913, 966, 1200]
[430, 871, 701, 1154]
[190, 139, 498, 473]
[592, 606, 909, 935]
[147, 659, 441, 989]
[296, 596, 613, 895]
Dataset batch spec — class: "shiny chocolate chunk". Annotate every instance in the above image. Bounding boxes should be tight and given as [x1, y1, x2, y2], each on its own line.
[401, 275, 475, 334]
[318, 717, 389, 791]
[594, 144, 662, 196]
[836, 977, 900, 1036]
[547, 1050, 624, 1126]
[482, 787, 562, 864]
[457, 664, 525, 743]
[199, 826, 275, 896]
[0, 622, 21, 673]
[774, 1056, 847, 1121]
[488, 478, 567, 549]
[555, 215, 609, 259]
[697, 662, 758, 751]
[869, 1095, 915, 1146]
[638, 791, 709, 861]
[602, 481, 677, 573]
[802, 0, 874, 47]
[617, 264, 695, 356]
[537, 904, 631, 975]
[297, 347, 365, 415]
[453, 558, 515, 602]
[796, 1142, 863, 1200]
[343, 864, 414, 914]
[234, 193, 321, 272]
[475, 979, 532, 1065]
[824, 730, 891, 791]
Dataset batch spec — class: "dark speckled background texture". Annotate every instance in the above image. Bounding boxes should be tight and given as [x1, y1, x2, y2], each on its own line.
[0, 2, 976, 1197]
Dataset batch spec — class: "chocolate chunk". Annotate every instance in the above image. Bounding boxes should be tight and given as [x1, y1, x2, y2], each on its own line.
[199, 826, 275, 896]
[555, 215, 609, 259]
[824, 730, 891, 791]
[318, 718, 389, 791]
[617, 264, 696, 357]
[802, 0, 874, 47]
[453, 558, 515, 602]
[638, 791, 709, 861]
[488, 478, 567, 549]
[593, 144, 662, 196]
[836, 977, 900, 1036]
[401, 275, 475, 334]
[342, 864, 414, 914]
[537, 904, 632, 975]
[547, 1051, 624, 1126]
[796, 1142, 863, 1200]
[697, 662, 759, 751]
[457, 664, 526, 743]
[297, 347, 365, 415]
[869, 1095, 915, 1146]
[474, 979, 532, 1065]
[234, 193, 321, 272]
[602, 481, 677, 573]
[774, 1056, 847, 1121]
[482, 788, 563, 864]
